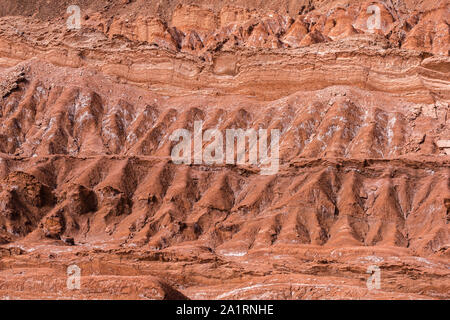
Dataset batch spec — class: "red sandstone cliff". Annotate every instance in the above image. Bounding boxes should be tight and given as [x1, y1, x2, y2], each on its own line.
[0, 0, 448, 300]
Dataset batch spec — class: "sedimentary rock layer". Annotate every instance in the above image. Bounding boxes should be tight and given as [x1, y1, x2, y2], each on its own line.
[0, 0, 448, 299]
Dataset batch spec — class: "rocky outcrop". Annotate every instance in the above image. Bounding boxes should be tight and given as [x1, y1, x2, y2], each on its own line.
[0, 0, 448, 300]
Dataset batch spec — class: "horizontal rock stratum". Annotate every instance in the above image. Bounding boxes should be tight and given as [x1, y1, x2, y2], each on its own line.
[0, 0, 449, 300]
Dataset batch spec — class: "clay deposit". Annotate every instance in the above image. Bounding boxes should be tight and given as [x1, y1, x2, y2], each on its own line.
[0, 0, 449, 300]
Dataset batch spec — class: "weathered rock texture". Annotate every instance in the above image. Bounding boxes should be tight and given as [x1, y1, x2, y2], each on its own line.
[0, 0, 449, 300]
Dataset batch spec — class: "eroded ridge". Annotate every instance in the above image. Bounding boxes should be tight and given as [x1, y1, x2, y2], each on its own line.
[0, 0, 449, 300]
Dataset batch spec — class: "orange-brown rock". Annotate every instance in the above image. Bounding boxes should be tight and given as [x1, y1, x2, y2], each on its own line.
[0, 0, 448, 300]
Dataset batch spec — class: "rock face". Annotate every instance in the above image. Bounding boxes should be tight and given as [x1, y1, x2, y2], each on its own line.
[0, 0, 449, 300]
